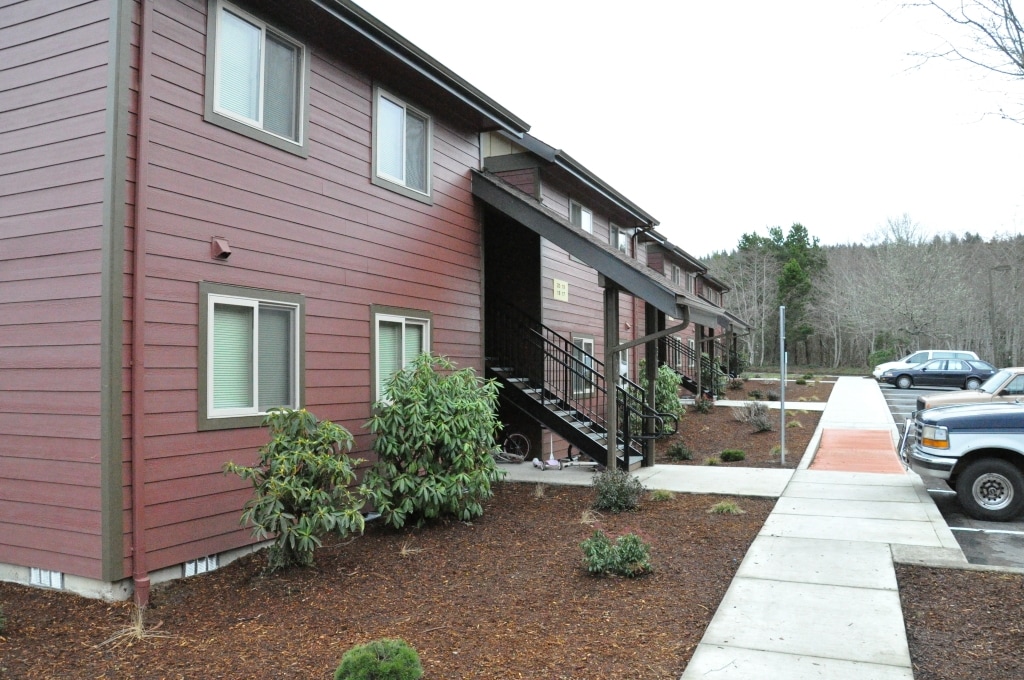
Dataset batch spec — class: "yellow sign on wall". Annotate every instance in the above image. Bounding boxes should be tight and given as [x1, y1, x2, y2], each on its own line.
[553, 278, 569, 301]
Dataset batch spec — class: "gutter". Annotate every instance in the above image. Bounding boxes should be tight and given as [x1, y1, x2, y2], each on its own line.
[313, 0, 529, 137]
[130, 0, 155, 607]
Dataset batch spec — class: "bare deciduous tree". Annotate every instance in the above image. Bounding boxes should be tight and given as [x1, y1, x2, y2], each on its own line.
[911, 0, 1024, 120]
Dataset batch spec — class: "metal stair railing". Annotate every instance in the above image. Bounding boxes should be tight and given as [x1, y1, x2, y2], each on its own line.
[487, 303, 672, 466]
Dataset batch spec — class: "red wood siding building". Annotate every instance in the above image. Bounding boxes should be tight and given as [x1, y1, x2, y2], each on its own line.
[1, 0, 529, 601]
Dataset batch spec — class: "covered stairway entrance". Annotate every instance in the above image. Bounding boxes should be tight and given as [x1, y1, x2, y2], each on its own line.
[475, 169, 725, 468]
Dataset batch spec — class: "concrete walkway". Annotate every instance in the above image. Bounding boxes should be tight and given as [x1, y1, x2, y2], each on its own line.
[501, 376, 966, 679]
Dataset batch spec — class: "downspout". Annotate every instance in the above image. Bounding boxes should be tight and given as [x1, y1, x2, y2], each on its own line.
[130, 0, 154, 607]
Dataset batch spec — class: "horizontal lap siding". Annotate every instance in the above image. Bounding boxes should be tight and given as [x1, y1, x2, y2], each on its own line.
[0, 0, 109, 577]
[135, 0, 485, 570]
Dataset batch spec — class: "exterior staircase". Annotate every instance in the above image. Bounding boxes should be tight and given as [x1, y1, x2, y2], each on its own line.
[486, 303, 676, 470]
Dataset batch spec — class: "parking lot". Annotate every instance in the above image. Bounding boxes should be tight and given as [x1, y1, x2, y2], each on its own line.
[880, 383, 1024, 568]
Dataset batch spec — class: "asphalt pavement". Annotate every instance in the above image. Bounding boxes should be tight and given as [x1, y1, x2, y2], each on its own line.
[878, 381, 1024, 568]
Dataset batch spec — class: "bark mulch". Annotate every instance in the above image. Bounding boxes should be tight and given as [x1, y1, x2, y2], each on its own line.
[1, 376, 1019, 679]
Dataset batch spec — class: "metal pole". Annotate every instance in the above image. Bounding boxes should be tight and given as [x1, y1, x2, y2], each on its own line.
[780, 306, 786, 466]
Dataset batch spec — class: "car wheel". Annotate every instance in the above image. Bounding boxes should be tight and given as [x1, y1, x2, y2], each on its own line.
[965, 377, 982, 390]
[896, 375, 913, 389]
[955, 459, 1024, 521]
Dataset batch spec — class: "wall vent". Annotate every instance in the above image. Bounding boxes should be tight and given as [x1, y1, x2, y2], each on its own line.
[184, 555, 218, 577]
[30, 568, 63, 589]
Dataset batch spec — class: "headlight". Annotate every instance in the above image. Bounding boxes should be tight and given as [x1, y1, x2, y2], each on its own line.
[920, 424, 949, 449]
[882, 370, 895, 377]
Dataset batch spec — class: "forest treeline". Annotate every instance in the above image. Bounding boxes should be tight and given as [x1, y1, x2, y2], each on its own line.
[706, 216, 1024, 370]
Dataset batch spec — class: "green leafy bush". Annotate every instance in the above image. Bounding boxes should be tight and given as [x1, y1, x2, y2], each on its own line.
[704, 457, 719, 466]
[362, 354, 505, 529]
[666, 441, 693, 461]
[224, 408, 365, 571]
[720, 449, 745, 462]
[766, 390, 781, 401]
[727, 377, 745, 391]
[580, 530, 652, 577]
[592, 468, 643, 513]
[747, 389, 764, 400]
[794, 378, 807, 386]
[334, 638, 423, 680]
[639, 360, 683, 420]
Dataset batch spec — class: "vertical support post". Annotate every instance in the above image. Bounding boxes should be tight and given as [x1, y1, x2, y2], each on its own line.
[604, 284, 619, 470]
[644, 303, 659, 466]
[780, 306, 786, 466]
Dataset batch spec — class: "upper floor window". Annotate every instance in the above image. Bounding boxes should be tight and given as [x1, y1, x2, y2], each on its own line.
[373, 307, 432, 402]
[611, 224, 629, 254]
[373, 88, 432, 203]
[199, 283, 305, 430]
[570, 201, 593, 234]
[205, 1, 308, 155]
[670, 264, 681, 285]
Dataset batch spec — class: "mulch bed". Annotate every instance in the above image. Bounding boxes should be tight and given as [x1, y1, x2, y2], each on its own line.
[0, 484, 774, 680]
[654, 378, 833, 468]
[2, 376, 1019, 679]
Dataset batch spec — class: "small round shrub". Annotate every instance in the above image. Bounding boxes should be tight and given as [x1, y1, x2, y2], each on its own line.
[708, 501, 745, 515]
[719, 449, 746, 462]
[334, 638, 423, 680]
[649, 489, 674, 502]
[666, 441, 693, 461]
[727, 377, 745, 391]
[592, 468, 643, 513]
[704, 457, 719, 466]
[580, 530, 652, 577]
[794, 378, 807, 386]
[747, 390, 764, 400]
[766, 390, 780, 401]
[692, 396, 713, 414]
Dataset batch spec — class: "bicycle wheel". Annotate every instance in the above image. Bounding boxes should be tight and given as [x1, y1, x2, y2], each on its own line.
[502, 433, 530, 462]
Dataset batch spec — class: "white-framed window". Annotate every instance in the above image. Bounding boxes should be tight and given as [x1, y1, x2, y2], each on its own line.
[687, 272, 697, 293]
[688, 337, 696, 373]
[618, 346, 630, 380]
[572, 336, 596, 396]
[611, 224, 629, 254]
[205, 0, 308, 153]
[569, 200, 593, 234]
[373, 87, 432, 202]
[199, 283, 304, 430]
[670, 264, 681, 285]
[373, 308, 431, 402]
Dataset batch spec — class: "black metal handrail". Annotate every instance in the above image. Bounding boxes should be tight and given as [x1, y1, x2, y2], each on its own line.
[487, 302, 664, 460]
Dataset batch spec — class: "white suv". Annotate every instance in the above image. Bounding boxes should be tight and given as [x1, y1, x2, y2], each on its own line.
[872, 349, 980, 380]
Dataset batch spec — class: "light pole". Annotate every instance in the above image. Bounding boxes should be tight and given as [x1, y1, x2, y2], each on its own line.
[988, 264, 1011, 366]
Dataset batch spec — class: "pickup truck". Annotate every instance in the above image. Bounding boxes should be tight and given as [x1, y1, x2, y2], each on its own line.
[908, 402, 1024, 521]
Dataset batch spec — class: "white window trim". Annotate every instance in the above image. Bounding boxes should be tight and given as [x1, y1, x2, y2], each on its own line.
[204, 0, 309, 156]
[572, 336, 596, 396]
[570, 200, 593, 234]
[203, 292, 299, 419]
[372, 86, 434, 204]
[373, 311, 431, 402]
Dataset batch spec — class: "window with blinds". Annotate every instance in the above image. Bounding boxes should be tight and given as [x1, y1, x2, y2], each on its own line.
[208, 295, 297, 418]
[374, 89, 432, 197]
[375, 314, 429, 402]
[212, 2, 303, 144]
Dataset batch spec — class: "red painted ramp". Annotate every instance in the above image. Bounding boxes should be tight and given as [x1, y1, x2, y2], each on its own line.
[809, 429, 906, 474]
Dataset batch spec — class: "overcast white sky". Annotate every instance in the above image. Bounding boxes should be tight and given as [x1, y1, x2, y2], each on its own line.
[356, 0, 1024, 257]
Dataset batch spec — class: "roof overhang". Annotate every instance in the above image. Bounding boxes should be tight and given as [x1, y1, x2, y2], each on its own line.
[311, 0, 529, 136]
[473, 171, 721, 326]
